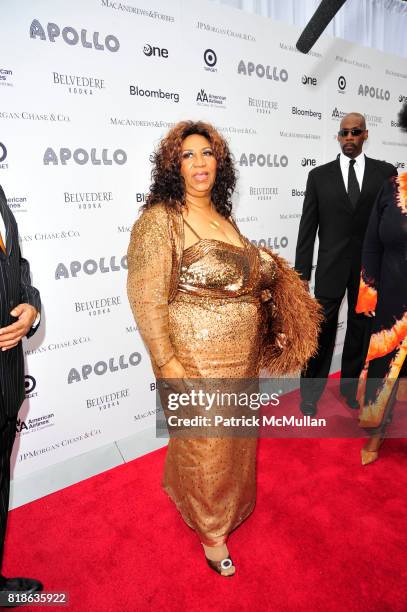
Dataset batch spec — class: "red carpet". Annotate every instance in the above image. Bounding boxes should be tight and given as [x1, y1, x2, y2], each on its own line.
[3, 437, 407, 611]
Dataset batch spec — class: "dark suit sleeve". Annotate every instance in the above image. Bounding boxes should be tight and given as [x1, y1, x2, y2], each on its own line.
[295, 170, 319, 281]
[0, 184, 41, 338]
[386, 162, 398, 179]
[20, 250, 41, 309]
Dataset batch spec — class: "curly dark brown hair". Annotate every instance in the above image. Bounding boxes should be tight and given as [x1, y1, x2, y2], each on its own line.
[399, 101, 407, 132]
[144, 120, 236, 217]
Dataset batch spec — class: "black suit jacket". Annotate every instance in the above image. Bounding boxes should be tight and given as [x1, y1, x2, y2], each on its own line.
[0, 185, 41, 428]
[295, 155, 397, 298]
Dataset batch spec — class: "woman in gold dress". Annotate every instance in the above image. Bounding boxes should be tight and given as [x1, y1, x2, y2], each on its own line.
[127, 121, 321, 576]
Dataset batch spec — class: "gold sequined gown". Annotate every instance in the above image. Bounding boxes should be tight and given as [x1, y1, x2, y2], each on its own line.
[127, 205, 275, 546]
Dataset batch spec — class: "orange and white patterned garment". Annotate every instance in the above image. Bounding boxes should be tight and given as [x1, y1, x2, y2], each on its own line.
[356, 173, 407, 428]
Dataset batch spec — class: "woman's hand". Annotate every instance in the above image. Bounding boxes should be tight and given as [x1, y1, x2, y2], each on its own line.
[161, 356, 186, 378]
[160, 356, 187, 393]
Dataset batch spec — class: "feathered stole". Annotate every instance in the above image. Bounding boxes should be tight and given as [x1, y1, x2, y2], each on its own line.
[259, 248, 323, 375]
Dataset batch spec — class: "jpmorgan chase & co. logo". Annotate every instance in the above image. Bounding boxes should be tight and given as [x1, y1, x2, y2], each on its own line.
[30, 20, 120, 52]
[44, 147, 127, 165]
[55, 256, 127, 279]
[204, 49, 217, 72]
[238, 60, 288, 82]
[358, 84, 390, 100]
[68, 352, 141, 383]
[239, 153, 288, 168]
[143, 44, 168, 58]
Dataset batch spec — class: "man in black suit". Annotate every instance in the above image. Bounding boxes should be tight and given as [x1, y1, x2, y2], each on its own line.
[295, 112, 397, 415]
[0, 184, 43, 600]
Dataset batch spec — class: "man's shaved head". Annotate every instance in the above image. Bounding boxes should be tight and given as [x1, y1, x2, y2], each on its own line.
[340, 113, 366, 130]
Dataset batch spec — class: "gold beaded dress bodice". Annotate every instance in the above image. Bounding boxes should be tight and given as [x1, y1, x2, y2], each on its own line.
[168, 222, 271, 380]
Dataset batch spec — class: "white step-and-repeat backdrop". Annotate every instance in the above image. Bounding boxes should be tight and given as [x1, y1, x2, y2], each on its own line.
[0, 0, 405, 480]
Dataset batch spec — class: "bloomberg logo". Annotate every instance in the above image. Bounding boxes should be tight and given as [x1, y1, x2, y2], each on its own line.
[44, 148, 127, 165]
[358, 84, 390, 100]
[238, 60, 288, 82]
[239, 153, 288, 167]
[30, 20, 120, 52]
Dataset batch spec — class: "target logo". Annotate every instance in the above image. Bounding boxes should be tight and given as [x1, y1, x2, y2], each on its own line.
[203, 49, 217, 72]
[0, 142, 7, 163]
[338, 75, 346, 93]
[25, 375, 37, 396]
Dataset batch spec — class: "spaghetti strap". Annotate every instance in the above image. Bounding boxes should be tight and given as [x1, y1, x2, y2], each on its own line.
[183, 218, 202, 240]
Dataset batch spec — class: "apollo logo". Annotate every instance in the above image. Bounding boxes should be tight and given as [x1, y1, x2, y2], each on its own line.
[251, 237, 288, 249]
[43, 148, 127, 165]
[55, 256, 128, 279]
[238, 61, 288, 82]
[239, 153, 288, 167]
[68, 352, 142, 384]
[30, 20, 120, 52]
[358, 84, 390, 101]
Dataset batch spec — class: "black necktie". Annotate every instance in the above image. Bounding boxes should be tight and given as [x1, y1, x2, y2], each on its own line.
[347, 159, 360, 207]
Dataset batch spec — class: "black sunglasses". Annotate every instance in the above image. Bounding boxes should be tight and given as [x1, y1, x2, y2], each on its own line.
[338, 128, 364, 137]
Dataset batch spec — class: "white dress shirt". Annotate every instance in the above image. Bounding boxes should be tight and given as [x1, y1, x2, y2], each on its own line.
[339, 151, 365, 191]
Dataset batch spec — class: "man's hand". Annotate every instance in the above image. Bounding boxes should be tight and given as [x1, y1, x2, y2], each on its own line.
[0, 303, 38, 351]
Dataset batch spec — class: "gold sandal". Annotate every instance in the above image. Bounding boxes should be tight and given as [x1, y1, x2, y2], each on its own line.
[206, 556, 235, 577]
[361, 438, 384, 466]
